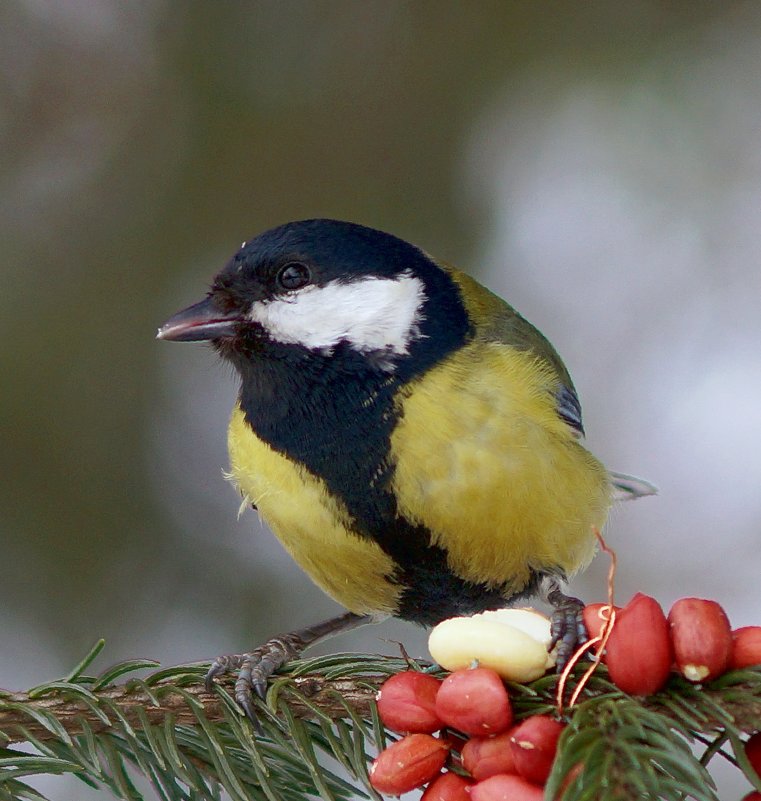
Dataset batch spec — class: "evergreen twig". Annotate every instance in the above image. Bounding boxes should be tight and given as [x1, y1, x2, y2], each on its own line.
[1, 643, 761, 800]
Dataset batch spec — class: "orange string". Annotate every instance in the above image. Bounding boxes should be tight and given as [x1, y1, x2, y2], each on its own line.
[556, 528, 618, 714]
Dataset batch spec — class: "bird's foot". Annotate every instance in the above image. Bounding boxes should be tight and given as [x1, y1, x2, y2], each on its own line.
[205, 633, 306, 724]
[204, 612, 371, 727]
[546, 587, 587, 672]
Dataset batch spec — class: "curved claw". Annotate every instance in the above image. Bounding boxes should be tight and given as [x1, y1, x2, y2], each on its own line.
[234, 669, 261, 732]
[205, 653, 246, 693]
[547, 589, 587, 672]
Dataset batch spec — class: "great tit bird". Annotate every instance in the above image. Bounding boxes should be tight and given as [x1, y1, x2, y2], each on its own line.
[158, 219, 653, 716]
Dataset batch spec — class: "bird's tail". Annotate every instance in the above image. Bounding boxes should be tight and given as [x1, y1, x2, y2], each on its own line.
[609, 471, 658, 501]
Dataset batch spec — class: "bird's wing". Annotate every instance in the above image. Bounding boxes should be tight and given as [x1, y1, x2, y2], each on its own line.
[445, 266, 585, 437]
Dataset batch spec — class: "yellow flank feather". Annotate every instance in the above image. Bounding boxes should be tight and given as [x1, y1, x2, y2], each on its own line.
[390, 340, 612, 593]
[227, 405, 401, 616]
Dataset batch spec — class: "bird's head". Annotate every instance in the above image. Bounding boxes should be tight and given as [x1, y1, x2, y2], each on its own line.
[158, 219, 470, 377]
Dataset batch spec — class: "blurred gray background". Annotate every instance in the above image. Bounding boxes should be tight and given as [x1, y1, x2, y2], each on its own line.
[3, 2, 761, 797]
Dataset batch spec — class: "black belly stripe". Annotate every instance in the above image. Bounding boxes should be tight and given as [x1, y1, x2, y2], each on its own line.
[396, 553, 544, 625]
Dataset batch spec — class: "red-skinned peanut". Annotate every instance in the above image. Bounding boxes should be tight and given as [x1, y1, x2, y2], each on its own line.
[508, 715, 565, 786]
[461, 729, 517, 780]
[469, 773, 544, 801]
[605, 593, 673, 695]
[583, 603, 619, 642]
[376, 671, 443, 733]
[731, 627, 761, 670]
[435, 668, 513, 737]
[668, 598, 732, 683]
[420, 771, 473, 801]
[369, 734, 449, 795]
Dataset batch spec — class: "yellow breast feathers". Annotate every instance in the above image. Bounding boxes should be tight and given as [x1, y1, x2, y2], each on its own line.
[227, 406, 401, 616]
[390, 339, 611, 591]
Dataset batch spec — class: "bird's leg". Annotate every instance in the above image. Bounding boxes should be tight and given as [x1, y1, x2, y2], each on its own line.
[543, 578, 587, 671]
[205, 611, 371, 723]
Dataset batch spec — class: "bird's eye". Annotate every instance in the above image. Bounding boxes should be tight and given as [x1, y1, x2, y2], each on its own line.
[277, 262, 311, 290]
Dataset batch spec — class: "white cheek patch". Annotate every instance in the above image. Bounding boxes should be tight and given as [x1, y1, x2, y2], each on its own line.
[248, 272, 426, 362]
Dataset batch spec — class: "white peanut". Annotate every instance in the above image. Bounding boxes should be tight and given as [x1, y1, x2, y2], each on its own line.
[428, 608, 555, 682]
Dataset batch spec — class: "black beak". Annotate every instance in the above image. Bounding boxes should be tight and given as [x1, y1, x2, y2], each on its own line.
[156, 296, 243, 342]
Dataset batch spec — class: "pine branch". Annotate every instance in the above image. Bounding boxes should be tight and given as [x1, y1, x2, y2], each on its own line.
[0, 644, 410, 801]
[4, 665, 760, 748]
[2, 641, 761, 801]
[0, 669, 379, 746]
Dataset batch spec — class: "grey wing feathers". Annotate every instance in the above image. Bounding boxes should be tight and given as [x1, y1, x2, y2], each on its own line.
[556, 385, 584, 436]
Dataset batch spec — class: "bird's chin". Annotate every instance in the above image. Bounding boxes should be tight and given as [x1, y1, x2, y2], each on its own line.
[210, 326, 268, 361]
[209, 334, 238, 355]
